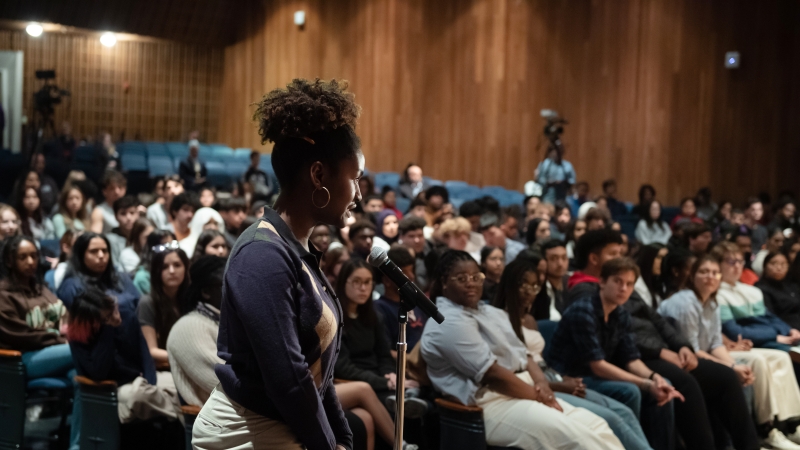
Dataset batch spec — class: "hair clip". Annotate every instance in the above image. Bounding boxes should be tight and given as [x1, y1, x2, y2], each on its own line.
[302, 137, 316, 145]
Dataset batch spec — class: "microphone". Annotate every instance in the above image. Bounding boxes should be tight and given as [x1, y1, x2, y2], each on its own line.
[368, 247, 445, 324]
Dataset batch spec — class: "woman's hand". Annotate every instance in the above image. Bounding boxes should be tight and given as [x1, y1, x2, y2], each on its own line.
[733, 364, 755, 386]
[777, 334, 797, 345]
[660, 348, 682, 367]
[385, 373, 397, 390]
[678, 347, 698, 371]
[648, 374, 685, 406]
[535, 384, 563, 412]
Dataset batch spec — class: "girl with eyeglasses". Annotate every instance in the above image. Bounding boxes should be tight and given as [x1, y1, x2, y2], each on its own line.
[493, 257, 652, 450]
[137, 243, 190, 366]
[421, 250, 624, 450]
[658, 254, 798, 449]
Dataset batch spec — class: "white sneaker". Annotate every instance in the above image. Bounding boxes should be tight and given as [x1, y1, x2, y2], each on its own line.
[402, 442, 419, 450]
[787, 426, 800, 445]
[764, 429, 800, 449]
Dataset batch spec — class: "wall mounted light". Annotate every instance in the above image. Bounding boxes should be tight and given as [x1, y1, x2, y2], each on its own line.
[26, 22, 43, 37]
[294, 11, 306, 27]
[725, 51, 740, 69]
[100, 32, 117, 47]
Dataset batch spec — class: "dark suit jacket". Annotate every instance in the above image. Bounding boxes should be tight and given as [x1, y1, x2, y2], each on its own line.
[398, 180, 429, 199]
[179, 157, 207, 190]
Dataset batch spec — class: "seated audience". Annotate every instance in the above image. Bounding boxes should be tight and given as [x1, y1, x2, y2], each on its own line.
[138, 243, 189, 365]
[91, 170, 127, 234]
[216, 197, 247, 245]
[50, 230, 80, 290]
[670, 197, 703, 231]
[381, 186, 403, 219]
[52, 185, 90, 238]
[525, 217, 552, 247]
[133, 230, 177, 295]
[436, 217, 472, 254]
[373, 246, 428, 357]
[0, 204, 21, 241]
[771, 199, 797, 233]
[323, 246, 350, 286]
[493, 257, 652, 450]
[373, 210, 399, 251]
[147, 175, 184, 231]
[634, 244, 668, 308]
[757, 252, 800, 330]
[480, 213, 525, 264]
[349, 220, 377, 260]
[752, 226, 786, 276]
[550, 201, 572, 241]
[169, 191, 199, 243]
[310, 224, 333, 254]
[333, 259, 428, 418]
[565, 218, 587, 261]
[106, 196, 140, 264]
[398, 163, 428, 200]
[601, 180, 628, 220]
[190, 229, 231, 263]
[498, 207, 521, 241]
[398, 215, 431, 291]
[119, 218, 155, 274]
[658, 254, 800, 448]
[421, 250, 624, 449]
[243, 150, 273, 199]
[563, 229, 623, 307]
[15, 186, 55, 241]
[660, 248, 697, 299]
[423, 186, 449, 227]
[179, 140, 207, 191]
[745, 197, 768, 255]
[632, 185, 656, 219]
[532, 239, 569, 320]
[546, 258, 681, 450]
[635, 200, 672, 245]
[363, 195, 384, 213]
[480, 246, 505, 301]
[359, 174, 376, 198]
[31, 154, 59, 215]
[198, 186, 216, 208]
[694, 187, 718, 221]
[0, 235, 72, 380]
[683, 223, 713, 256]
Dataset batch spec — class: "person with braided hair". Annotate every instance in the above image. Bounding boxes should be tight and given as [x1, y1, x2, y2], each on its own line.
[193, 79, 364, 450]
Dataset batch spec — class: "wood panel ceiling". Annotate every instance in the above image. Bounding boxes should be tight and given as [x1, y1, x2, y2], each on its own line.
[0, 0, 253, 46]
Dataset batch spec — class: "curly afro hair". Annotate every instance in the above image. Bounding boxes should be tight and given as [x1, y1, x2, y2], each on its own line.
[254, 78, 361, 143]
[253, 78, 363, 190]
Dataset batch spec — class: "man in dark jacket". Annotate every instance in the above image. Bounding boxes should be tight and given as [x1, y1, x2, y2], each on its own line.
[565, 233, 760, 450]
[178, 140, 207, 191]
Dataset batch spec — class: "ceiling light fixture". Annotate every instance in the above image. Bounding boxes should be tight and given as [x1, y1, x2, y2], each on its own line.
[100, 32, 117, 47]
[26, 23, 43, 37]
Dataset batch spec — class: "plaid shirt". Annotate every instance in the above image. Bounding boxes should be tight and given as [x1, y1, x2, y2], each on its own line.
[545, 295, 640, 377]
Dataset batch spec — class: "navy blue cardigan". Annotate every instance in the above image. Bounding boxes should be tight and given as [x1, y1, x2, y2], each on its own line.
[215, 208, 351, 450]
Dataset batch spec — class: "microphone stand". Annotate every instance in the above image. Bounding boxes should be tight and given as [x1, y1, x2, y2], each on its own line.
[393, 284, 417, 450]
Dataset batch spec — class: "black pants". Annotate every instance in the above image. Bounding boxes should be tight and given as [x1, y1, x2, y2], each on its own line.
[647, 358, 760, 450]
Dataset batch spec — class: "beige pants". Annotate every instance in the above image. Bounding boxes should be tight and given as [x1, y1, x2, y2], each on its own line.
[476, 372, 624, 450]
[731, 348, 800, 423]
[192, 387, 303, 450]
[118, 372, 181, 424]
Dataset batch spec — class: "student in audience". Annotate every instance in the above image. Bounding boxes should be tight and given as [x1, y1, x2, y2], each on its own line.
[50, 230, 80, 290]
[399, 163, 429, 200]
[601, 180, 628, 220]
[657, 254, 798, 449]
[14, 186, 55, 241]
[169, 191, 199, 242]
[480, 246, 504, 301]
[684, 223, 713, 256]
[524, 195, 542, 224]
[771, 199, 797, 233]
[198, 186, 216, 208]
[713, 241, 800, 352]
[659, 248, 696, 299]
[90, 170, 126, 234]
[133, 230, 177, 295]
[745, 197, 768, 254]
[406, 197, 427, 219]
[398, 215, 431, 292]
[423, 186, 449, 227]
[729, 229, 760, 285]
[310, 224, 333, 254]
[68, 286, 180, 430]
[381, 186, 403, 219]
[634, 244, 668, 308]
[106, 196, 140, 264]
[499, 208, 521, 241]
[546, 258, 681, 450]
[437, 217, 472, 253]
[323, 246, 351, 286]
[374, 246, 428, 357]
[632, 185, 656, 219]
[758, 252, 800, 330]
[243, 150, 273, 199]
[216, 197, 247, 245]
[573, 181, 591, 207]
[565, 218, 587, 260]
[349, 220, 377, 260]
[551, 201, 572, 241]
[32, 153, 59, 215]
[532, 239, 570, 320]
[147, 175, 184, 231]
[52, 186, 89, 238]
[334, 259, 428, 418]
[250, 200, 267, 218]
[363, 195, 384, 213]
[585, 207, 611, 231]
[636, 200, 672, 245]
[119, 218, 155, 274]
[670, 197, 703, 231]
[459, 201, 484, 234]
[752, 226, 786, 276]
[359, 174, 376, 199]
[525, 217, 552, 247]
[0, 235, 71, 379]
[373, 210, 399, 251]
[564, 229, 623, 307]
[422, 250, 624, 450]
[179, 140, 207, 191]
[493, 257, 652, 450]
[190, 229, 230, 263]
[138, 243, 189, 365]
[180, 207, 225, 258]
[480, 213, 525, 264]
[0, 204, 21, 241]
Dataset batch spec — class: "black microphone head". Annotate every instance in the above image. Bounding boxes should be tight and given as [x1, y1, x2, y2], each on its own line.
[367, 246, 388, 267]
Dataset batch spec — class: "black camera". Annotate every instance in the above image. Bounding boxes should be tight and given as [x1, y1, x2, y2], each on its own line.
[33, 69, 70, 116]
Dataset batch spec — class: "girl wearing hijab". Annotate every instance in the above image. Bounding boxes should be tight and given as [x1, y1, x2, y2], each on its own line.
[372, 210, 399, 251]
[179, 207, 225, 258]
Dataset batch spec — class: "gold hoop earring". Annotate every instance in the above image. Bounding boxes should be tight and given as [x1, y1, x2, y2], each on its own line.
[312, 187, 331, 209]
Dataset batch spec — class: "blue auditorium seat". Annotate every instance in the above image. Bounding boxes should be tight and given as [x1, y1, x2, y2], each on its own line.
[445, 180, 469, 190]
[167, 142, 189, 160]
[233, 148, 252, 162]
[375, 172, 401, 190]
[211, 145, 234, 160]
[395, 197, 411, 214]
[117, 142, 146, 156]
[145, 142, 169, 157]
[73, 145, 96, 163]
[226, 162, 248, 180]
[148, 155, 175, 177]
[206, 161, 231, 188]
[121, 153, 147, 172]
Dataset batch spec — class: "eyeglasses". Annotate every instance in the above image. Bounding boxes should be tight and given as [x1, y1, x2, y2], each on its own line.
[347, 279, 373, 289]
[519, 282, 541, 293]
[724, 258, 745, 267]
[697, 270, 722, 280]
[152, 240, 180, 254]
[449, 273, 486, 285]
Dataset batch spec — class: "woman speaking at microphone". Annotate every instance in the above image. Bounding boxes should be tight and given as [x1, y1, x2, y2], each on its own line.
[192, 79, 364, 450]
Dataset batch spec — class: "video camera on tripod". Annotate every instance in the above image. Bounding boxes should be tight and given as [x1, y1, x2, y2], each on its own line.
[540, 109, 567, 154]
[34, 70, 70, 117]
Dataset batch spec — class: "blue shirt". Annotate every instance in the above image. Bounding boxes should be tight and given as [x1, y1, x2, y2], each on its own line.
[546, 295, 641, 377]
[215, 208, 352, 450]
[373, 296, 428, 351]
